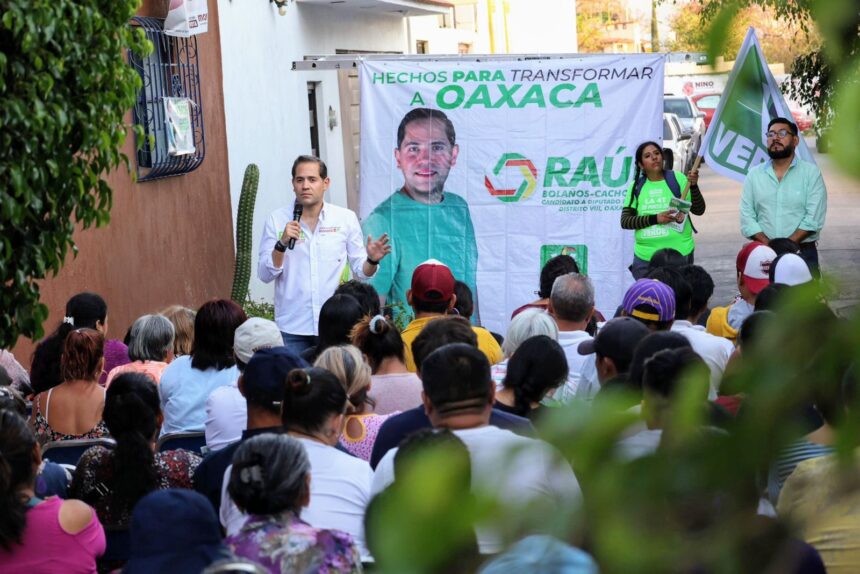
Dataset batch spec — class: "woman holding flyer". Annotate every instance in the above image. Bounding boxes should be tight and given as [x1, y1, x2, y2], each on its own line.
[621, 141, 704, 279]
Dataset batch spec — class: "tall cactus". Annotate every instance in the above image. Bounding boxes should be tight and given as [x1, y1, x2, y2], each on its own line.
[231, 163, 259, 304]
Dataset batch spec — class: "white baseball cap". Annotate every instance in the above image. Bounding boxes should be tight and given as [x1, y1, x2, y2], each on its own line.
[770, 253, 813, 286]
[233, 318, 283, 364]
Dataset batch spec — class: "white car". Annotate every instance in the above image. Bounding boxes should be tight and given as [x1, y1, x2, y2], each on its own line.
[663, 113, 694, 173]
[664, 95, 706, 157]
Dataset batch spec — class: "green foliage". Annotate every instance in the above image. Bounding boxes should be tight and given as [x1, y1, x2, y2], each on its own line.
[231, 163, 260, 304]
[371, 287, 860, 573]
[695, 0, 859, 175]
[243, 298, 275, 321]
[0, 0, 151, 348]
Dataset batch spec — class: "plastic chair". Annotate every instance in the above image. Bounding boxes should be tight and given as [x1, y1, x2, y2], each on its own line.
[156, 431, 207, 454]
[41, 438, 116, 466]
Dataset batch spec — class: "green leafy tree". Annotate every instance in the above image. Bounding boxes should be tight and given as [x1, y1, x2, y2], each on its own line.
[0, 1, 150, 348]
[576, 0, 628, 53]
[696, 0, 859, 175]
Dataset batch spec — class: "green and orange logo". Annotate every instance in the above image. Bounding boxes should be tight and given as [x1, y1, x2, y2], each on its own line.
[484, 153, 538, 203]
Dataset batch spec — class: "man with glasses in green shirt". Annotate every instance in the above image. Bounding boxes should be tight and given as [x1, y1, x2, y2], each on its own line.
[739, 117, 827, 276]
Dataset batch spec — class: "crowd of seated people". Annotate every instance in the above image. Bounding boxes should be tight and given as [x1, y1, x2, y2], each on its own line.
[0, 239, 851, 574]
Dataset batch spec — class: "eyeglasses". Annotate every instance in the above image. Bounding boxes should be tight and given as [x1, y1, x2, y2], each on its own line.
[765, 129, 792, 139]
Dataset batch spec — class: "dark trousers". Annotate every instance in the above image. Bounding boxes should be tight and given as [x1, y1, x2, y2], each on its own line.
[798, 242, 820, 278]
[630, 251, 695, 280]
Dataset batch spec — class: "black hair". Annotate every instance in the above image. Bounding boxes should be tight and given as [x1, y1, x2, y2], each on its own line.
[452, 281, 474, 320]
[0, 409, 37, 550]
[191, 299, 247, 371]
[627, 140, 663, 207]
[767, 117, 798, 136]
[412, 296, 453, 315]
[649, 248, 687, 271]
[421, 343, 492, 415]
[646, 267, 692, 320]
[502, 335, 568, 416]
[229, 434, 310, 516]
[0, 387, 27, 417]
[411, 316, 477, 373]
[0, 365, 10, 389]
[680, 265, 715, 317]
[396, 108, 456, 148]
[30, 292, 108, 393]
[738, 311, 774, 350]
[291, 154, 328, 179]
[628, 331, 692, 391]
[317, 294, 364, 356]
[767, 238, 801, 257]
[102, 373, 161, 509]
[281, 367, 347, 434]
[335, 280, 381, 318]
[642, 347, 709, 399]
[351, 315, 405, 371]
[754, 283, 788, 312]
[538, 255, 579, 299]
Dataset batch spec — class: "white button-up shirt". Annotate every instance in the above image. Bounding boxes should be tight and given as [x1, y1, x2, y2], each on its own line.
[258, 202, 371, 336]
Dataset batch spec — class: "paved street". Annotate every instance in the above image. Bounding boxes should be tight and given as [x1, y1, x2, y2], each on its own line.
[692, 137, 860, 316]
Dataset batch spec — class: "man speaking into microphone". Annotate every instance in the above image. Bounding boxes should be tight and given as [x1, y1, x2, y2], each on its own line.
[258, 155, 390, 355]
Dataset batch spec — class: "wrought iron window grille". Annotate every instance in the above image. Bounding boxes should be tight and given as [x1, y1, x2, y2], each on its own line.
[128, 16, 206, 182]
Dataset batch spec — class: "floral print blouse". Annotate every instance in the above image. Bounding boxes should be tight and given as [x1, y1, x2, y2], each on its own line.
[69, 446, 201, 528]
[226, 511, 362, 574]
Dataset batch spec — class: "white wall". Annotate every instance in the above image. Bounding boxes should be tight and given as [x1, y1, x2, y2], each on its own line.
[217, 1, 408, 302]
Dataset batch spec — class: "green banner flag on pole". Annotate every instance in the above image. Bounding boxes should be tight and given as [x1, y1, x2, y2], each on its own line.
[700, 27, 815, 182]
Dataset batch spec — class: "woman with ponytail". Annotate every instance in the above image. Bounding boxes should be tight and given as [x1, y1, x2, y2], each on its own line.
[0, 410, 105, 572]
[32, 328, 110, 445]
[350, 314, 422, 414]
[314, 344, 398, 461]
[30, 292, 129, 392]
[495, 335, 568, 420]
[226, 434, 361, 573]
[621, 141, 705, 279]
[220, 367, 373, 561]
[69, 373, 201, 532]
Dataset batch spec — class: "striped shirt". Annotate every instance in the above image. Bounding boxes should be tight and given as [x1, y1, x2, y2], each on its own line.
[768, 439, 833, 503]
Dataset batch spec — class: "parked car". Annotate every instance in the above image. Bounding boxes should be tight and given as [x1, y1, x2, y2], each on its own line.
[691, 92, 721, 131]
[790, 107, 814, 133]
[663, 113, 694, 173]
[664, 95, 705, 158]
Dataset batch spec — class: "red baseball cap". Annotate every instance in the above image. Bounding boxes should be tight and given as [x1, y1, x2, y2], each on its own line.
[411, 259, 455, 304]
[736, 242, 777, 295]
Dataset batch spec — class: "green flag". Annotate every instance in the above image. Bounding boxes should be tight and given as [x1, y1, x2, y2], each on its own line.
[701, 27, 815, 182]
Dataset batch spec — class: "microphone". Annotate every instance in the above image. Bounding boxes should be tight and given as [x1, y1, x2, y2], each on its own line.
[288, 201, 303, 250]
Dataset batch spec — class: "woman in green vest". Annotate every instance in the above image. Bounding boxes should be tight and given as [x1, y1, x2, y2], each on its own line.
[621, 141, 705, 279]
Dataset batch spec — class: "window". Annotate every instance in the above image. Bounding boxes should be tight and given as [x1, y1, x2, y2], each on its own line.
[416, 40, 428, 54]
[696, 95, 720, 109]
[454, 5, 478, 32]
[128, 17, 205, 182]
[664, 98, 694, 119]
[663, 119, 673, 141]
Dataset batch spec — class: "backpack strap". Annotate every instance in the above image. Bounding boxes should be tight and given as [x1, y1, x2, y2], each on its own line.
[664, 170, 682, 198]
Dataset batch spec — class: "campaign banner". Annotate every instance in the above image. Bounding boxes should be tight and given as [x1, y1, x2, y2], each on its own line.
[701, 27, 814, 182]
[359, 55, 665, 334]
